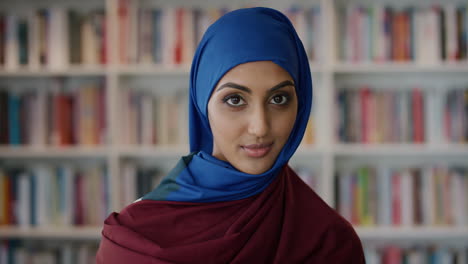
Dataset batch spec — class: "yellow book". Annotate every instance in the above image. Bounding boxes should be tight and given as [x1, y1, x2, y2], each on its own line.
[356, 168, 364, 225]
[359, 167, 372, 226]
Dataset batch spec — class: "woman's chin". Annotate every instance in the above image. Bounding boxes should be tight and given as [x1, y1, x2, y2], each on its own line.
[233, 159, 275, 175]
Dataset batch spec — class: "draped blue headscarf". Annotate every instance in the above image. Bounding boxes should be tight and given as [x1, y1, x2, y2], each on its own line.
[143, 7, 312, 203]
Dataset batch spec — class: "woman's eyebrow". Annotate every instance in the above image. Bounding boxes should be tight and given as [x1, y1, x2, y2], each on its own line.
[217, 82, 251, 93]
[269, 80, 295, 92]
[216, 80, 294, 93]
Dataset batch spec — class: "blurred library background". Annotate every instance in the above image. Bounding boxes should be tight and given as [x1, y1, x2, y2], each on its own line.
[0, 0, 467, 263]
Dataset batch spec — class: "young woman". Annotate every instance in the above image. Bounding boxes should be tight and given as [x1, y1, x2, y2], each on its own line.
[97, 7, 365, 263]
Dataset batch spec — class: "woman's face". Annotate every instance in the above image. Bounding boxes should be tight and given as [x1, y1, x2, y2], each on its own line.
[207, 61, 298, 174]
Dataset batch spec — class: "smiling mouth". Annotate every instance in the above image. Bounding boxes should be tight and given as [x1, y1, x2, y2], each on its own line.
[241, 142, 274, 158]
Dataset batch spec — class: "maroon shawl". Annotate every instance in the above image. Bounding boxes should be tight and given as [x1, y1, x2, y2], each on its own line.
[96, 166, 365, 263]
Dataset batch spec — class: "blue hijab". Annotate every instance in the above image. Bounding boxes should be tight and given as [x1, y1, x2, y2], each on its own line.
[143, 7, 312, 203]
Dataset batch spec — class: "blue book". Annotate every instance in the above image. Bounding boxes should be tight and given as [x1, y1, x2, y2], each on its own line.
[30, 172, 37, 226]
[7, 93, 20, 145]
[152, 9, 162, 64]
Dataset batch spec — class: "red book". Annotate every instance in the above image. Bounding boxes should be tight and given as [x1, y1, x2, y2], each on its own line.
[55, 93, 73, 145]
[92, 87, 100, 145]
[402, 11, 411, 60]
[391, 171, 402, 226]
[392, 11, 410, 61]
[174, 8, 184, 65]
[98, 86, 106, 144]
[412, 88, 425, 143]
[6, 175, 14, 225]
[118, 0, 128, 64]
[360, 87, 371, 143]
[74, 172, 84, 225]
[383, 246, 402, 264]
[101, 13, 107, 65]
[68, 95, 76, 145]
[63, 95, 74, 145]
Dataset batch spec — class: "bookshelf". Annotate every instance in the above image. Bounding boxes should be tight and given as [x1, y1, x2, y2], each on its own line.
[1, 0, 468, 262]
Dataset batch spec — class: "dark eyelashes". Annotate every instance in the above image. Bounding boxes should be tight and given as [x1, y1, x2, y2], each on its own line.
[275, 92, 291, 100]
[221, 92, 292, 106]
[222, 94, 242, 103]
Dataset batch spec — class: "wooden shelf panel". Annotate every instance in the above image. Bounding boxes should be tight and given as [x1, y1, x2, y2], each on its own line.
[0, 146, 110, 158]
[334, 62, 468, 73]
[334, 143, 468, 156]
[0, 226, 102, 240]
[356, 226, 468, 242]
[0, 66, 107, 76]
[1, 144, 466, 158]
[117, 145, 189, 157]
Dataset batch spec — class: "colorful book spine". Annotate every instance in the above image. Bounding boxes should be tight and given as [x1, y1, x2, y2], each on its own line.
[337, 87, 428, 143]
[0, 81, 106, 146]
[364, 245, 468, 264]
[341, 4, 468, 63]
[337, 166, 467, 227]
[0, 164, 110, 227]
[0, 8, 106, 69]
[116, 2, 321, 66]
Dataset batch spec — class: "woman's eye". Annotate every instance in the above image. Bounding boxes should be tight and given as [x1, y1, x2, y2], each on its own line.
[223, 95, 246, 107]
[270, 94, 289, 105]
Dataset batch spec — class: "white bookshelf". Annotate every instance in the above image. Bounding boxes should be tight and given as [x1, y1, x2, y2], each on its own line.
[0, 227, 102, 240]
[0, 146, 110, 158]
[0, 0, 467, 248]
[334, 144, 468, 156]
[356, 227, 468, 242]
[333, 62, 468, 73]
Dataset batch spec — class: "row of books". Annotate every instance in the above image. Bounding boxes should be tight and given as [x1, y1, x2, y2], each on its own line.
[336, 87, 426, 143]
[0, 8, 106, 70]
[0, 80, 107, 146]
[340, 4, 468, 63]
[0, 240, 98, 264]
[337, 166, 468, 227]
[0, 164, 110, 227]
[444, 89, 468, 143]
[364, 245, 467, 264]
[118, 1, 321, 65]
[119, 89, 188, 146]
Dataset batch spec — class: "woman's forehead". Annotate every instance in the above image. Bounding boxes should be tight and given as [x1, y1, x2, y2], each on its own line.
[215, 61, 294, 88]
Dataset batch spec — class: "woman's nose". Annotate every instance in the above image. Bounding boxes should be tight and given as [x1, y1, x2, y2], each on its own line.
[247, 106, 269, 138]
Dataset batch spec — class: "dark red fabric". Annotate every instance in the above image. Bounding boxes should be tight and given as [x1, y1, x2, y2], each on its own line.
[96, 166, 365, 263]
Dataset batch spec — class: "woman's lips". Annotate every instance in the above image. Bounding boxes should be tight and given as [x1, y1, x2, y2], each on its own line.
[241, 143, 273, 158]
